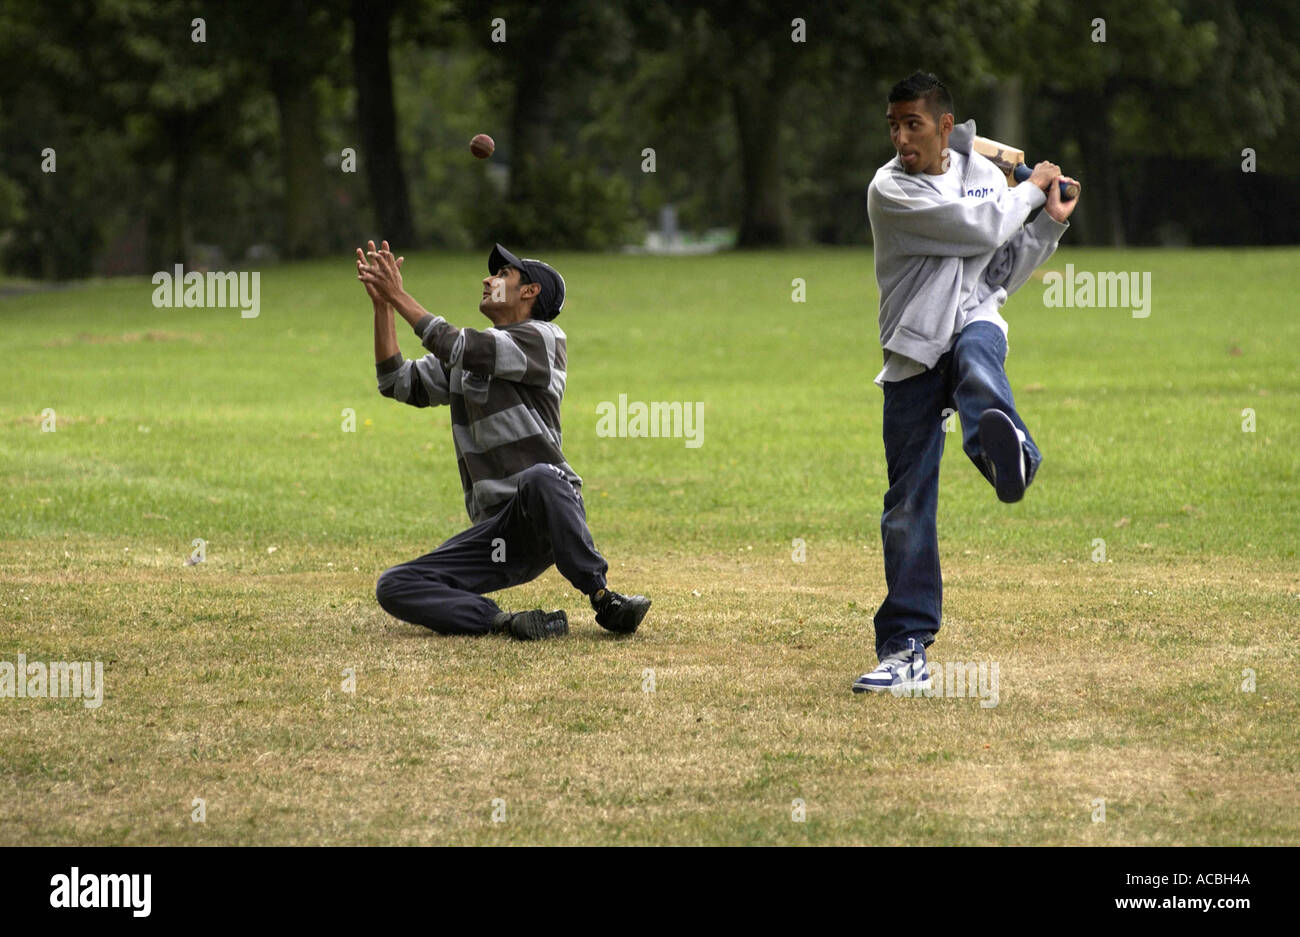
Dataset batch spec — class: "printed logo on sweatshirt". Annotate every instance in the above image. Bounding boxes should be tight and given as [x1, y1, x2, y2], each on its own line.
[965, 186, 995, 198]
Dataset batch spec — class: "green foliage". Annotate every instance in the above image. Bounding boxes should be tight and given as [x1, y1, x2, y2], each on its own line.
[492, 149, 637, 249]
[394, 45, 506, 249]
[1, 0, 1298, 275]
[0, 173, 24, 230]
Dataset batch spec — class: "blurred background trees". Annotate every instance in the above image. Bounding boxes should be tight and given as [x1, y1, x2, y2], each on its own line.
[1, 0, 1296, 279]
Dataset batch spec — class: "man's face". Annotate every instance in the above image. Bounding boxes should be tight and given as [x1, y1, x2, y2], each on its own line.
[479, 265, 539, 324]
[887, 100, 953, 175]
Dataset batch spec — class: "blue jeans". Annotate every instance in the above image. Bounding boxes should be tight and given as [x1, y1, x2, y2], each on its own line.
[873, 321, 1041, 658]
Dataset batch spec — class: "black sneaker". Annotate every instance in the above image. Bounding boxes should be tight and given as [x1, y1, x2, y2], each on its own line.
[590, 589, 651, 634]
[492, 609, 568, 641]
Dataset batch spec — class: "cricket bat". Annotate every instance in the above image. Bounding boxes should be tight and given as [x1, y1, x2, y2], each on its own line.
[972, 136, 1080, 201]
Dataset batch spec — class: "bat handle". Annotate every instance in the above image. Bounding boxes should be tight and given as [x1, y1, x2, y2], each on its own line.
[1012, 163, 1079, 201]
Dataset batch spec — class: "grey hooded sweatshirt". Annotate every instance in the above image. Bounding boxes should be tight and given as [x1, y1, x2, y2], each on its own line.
[867, 119, 1069, 371]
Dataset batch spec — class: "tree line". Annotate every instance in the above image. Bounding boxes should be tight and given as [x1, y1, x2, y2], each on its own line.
[1, 0, 1296, 279]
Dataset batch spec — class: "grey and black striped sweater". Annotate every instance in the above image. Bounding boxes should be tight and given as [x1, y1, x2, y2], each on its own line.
[377, 312, 581, 523]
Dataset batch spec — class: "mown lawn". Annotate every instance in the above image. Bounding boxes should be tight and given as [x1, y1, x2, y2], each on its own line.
[1, 246, 1296, 844]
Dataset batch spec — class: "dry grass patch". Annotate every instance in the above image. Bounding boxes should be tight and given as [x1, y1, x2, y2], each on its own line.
[0, 542, 1296, 845]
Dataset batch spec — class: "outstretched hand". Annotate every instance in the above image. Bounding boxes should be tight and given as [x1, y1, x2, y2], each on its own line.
[356, 239, 404, 306]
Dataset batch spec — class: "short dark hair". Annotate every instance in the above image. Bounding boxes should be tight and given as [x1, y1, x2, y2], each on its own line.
[888, 72, 954, 122]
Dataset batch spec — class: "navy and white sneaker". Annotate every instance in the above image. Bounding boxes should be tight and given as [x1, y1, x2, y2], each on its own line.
[852, 638, 932, 694]
[978, 408, 1028, 503]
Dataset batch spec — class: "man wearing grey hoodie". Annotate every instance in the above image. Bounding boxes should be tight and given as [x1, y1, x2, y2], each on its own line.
[855, 72, 1079, 694]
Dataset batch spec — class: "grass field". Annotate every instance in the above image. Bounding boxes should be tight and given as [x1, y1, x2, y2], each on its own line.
[1, 246, 1297, 845]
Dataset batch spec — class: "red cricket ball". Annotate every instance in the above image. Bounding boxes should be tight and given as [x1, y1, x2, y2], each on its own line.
[470, 133, 495, 159]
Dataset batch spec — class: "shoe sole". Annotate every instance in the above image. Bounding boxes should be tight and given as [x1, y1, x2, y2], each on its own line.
[852, 677, 933, 695]
[978, 409, 1026, 504]
[546, 612, 570, 639]
[509, 610, 568, 640]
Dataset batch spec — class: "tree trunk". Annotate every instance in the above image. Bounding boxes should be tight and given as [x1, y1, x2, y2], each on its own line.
[271, 61, 330, 258]
[1069, 89, 1125, 246]
[731, 74, 790, 247]
[158, 114, 193, 266]
[507, 70, 553, 212]
[992, 75, 1024, 150]
[351, 0, 415, 247]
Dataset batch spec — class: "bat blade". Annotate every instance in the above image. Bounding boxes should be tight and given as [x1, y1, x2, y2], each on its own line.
[973, 134, 1078, 202]
[971, 136, 1024, 178]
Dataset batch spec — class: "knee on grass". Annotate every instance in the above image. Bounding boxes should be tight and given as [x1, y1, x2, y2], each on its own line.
[375, 568, 408, 613]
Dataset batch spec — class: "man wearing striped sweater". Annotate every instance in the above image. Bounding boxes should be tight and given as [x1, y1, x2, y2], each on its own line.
[357, 240, 651, 641]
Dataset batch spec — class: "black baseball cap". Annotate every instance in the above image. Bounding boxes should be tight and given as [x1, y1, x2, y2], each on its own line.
[488, 243, 566, 321]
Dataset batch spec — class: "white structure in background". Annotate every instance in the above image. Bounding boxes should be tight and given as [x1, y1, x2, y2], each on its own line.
[635, 204, 732, 254]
